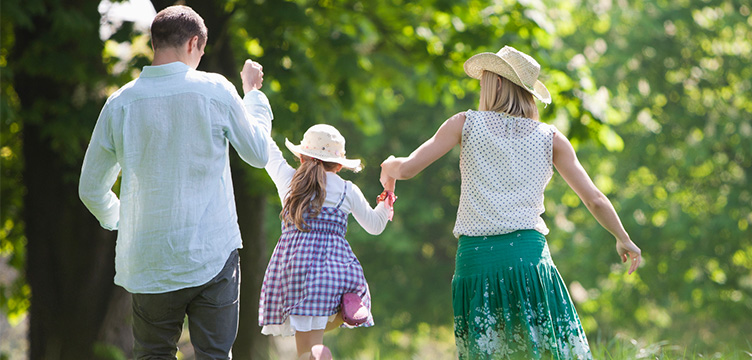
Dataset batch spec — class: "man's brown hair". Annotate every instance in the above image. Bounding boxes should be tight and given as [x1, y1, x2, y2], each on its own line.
[150, 5, 208, 50]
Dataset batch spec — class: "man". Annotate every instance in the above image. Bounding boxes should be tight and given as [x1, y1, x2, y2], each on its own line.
[79, 5, 272, 359]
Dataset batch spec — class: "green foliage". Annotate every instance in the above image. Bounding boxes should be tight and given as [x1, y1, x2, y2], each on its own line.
[92, 342, 127, 360]
[0, 0, 146, 330]
[0, 0, 29, 323]
[541, 0, 752, 351]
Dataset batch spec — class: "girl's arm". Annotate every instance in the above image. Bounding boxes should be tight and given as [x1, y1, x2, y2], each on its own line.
[380, 112, 465, 180]
[240, 64, 294, 193]
[349, 184, 390, 235]
[264, 138, 296, 193]
[552, 131, 642, 274]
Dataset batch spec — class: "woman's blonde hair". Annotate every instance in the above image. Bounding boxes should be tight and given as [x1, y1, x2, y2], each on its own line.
[282, 156, 341, 232]
[479, 70, 539, 120]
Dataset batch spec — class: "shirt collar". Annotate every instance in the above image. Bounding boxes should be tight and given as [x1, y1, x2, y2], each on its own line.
[140, 61, 192, 78]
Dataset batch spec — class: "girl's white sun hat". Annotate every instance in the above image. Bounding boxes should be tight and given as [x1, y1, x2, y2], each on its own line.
[463, 45, 552, 104]
[285, 124, 362, 172]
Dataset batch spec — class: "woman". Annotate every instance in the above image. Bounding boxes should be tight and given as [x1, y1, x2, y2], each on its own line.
[380, 46, 642, 359]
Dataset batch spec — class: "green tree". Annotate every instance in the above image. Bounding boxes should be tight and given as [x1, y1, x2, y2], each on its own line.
[2, 0, 135, 358]
[539, 0, 752, 351]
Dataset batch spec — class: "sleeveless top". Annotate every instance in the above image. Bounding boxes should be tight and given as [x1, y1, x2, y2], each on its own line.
[453, 110, 557, 238]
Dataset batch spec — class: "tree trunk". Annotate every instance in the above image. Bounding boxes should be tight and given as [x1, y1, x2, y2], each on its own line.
[22, 94, 131, 360]
[13, 1, 133, 359]
[233, 178, 270, 360]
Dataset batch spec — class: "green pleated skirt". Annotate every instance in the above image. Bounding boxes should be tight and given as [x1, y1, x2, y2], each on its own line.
[452, 230, 592, 360]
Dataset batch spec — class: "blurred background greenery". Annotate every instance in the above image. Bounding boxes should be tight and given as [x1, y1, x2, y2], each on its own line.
[1, 0, 750, 359]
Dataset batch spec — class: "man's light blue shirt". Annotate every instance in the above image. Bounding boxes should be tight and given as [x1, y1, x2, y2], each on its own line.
[79, 61, 273, 293]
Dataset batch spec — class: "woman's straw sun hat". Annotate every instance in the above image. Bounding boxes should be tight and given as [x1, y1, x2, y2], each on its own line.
[285, 124, 362, 172]
[463, 45, 552, 104]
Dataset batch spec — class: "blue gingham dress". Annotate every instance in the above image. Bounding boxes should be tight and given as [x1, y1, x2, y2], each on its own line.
[259, 182, 374, 328]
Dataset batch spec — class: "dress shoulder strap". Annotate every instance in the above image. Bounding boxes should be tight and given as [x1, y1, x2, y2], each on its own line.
[335, 181, 349, 209]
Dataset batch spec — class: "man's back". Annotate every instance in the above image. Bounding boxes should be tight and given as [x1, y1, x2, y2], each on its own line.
[80, 61, 271, 293]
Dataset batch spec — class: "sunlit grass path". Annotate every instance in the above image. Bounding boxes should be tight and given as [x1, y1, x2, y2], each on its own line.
[591, 336, 752, 360]
[172, 327, 752, 360]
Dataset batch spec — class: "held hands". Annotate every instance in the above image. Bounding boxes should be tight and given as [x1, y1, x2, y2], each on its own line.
[241, 59, 264, 94]
[616, 238, 642, 275]
[378, 156, 398, 221]
[380, 156, 398, 191]
[377, 175, 397, 221]
[380, 171, 396, 192]
[380, 155, 402, 181]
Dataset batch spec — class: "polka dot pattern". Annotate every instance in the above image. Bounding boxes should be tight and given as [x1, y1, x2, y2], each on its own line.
[453, 110, 557, 238]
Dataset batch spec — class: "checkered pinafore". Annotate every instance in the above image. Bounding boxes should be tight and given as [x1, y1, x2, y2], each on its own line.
[259, 181, 374, 328]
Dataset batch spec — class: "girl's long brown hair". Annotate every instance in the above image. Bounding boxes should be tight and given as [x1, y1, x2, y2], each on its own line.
[282, 156, 341, 232]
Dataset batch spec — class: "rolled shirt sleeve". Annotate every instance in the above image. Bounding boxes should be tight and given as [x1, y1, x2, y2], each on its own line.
[224, 89, 273, 168]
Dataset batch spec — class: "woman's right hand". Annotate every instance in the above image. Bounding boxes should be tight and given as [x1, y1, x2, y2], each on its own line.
[616, 238, 642, 275]
[380, 155, 401, 180]
[379, 161, 397, 191]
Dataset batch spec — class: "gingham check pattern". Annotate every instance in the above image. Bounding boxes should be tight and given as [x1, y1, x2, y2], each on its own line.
[259, 183, 374, 328]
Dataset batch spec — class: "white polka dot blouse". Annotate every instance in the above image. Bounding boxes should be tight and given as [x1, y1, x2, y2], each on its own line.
[453, 110, 557, 238]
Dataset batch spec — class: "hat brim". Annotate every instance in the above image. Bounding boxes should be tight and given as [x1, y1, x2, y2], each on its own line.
[463, 52, 552, 104]
[285, 139, 363, 172]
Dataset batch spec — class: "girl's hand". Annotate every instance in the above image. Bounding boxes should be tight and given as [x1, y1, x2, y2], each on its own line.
[616, 238, 642, 275]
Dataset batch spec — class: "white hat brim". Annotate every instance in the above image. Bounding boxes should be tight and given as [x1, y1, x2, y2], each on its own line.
[285, 138, 362, 172]
[463, 52, 552, 104]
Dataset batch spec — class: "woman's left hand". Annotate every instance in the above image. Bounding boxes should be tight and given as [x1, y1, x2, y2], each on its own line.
[616, 238, 642, 275]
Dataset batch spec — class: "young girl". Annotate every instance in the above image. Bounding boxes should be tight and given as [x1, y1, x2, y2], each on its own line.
[380, 46, 642, 359]
[259, 124, 396, 359]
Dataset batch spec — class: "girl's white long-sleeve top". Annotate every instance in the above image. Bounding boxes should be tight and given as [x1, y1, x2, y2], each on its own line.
[263, 139, 390, 235]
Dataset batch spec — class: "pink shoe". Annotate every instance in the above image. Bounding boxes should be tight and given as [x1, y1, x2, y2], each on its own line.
[310, 345, 332, 360]
[341, 293, 369, 326]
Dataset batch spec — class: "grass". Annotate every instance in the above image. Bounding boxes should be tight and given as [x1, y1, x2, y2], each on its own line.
[319, 325, 752, 360]
[590, 336, 752, 360]
[92, 321, 752, 360]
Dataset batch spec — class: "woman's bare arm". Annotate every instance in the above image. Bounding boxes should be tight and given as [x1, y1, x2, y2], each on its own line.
[552, 131, 642, 274]
[380, 112, 465, 180]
